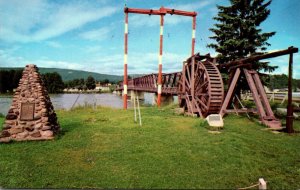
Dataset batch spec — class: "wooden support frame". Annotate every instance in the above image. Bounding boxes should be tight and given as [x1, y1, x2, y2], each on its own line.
[123, 6, 197, 108]
[220, 68, 281, 129]
[219, 68, 241, 117]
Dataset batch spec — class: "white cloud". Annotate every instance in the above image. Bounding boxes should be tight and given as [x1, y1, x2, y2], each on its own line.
[0, 0, 118, 43]
[0, 49, 85, 70]
[79, 27, 111, 41]
[0, 49, 26, 67]
[1, 45, 299, 78]
[263, 54, 300, 78]
[84, 46, 102, 53]
[35, 60, 85, 70]
[129, 1, 214, 28]
[87, 52, 188, 74]
[46, 41, 62, 48]
[268, 49, 281, 53]
[0, 46, 188, 75]
[208, 7, 218, 16]
[168, 1, 212, 12]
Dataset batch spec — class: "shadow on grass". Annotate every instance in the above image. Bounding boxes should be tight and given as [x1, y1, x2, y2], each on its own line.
[55, 119, 82, 140]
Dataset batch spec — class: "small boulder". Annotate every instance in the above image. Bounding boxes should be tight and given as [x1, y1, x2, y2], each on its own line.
[34, 123, 43, 129]
[9, 128, 24, 134]
[276, 108, 299, 119]
[5, 120, 14, 125]
[28, 98, 35, 102]
[15, 111, 19, 115]
[34, 115, 41, 120]
[30, 131, 41, 138]
[0, 137, 12, 143]
[42, 117, 49, 122]
[25, 127, 34, 132]
[42, 125, 51, 131]
[19, 121, 26, 125]
[0, 130, 11, 138]
[174, 108, 185, 115]
[3, 124, 12, 130]
[6, 114, 17, 120]
[40, 130, 53, 138]
[206, 114, 224, 128]
[16, 131, 29, 139]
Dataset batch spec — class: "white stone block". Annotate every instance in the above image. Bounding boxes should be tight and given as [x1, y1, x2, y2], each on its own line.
[206, 114, 224, 127]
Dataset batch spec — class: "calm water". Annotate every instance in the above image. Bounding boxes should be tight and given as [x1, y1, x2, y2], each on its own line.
[1, 92, 298, 115]
[0, 93, 131, 115]
[0, 93, 177, 115]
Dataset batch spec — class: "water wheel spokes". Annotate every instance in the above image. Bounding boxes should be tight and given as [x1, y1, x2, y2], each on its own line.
[178, 54, 224, 117]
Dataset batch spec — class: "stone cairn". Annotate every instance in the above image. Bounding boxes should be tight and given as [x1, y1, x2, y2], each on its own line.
[0, 64, 60, 142]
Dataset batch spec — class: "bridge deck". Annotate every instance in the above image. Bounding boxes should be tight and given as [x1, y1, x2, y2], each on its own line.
[116, 72, 181, 95]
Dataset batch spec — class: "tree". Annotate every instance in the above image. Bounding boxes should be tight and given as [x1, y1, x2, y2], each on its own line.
[86, 75, 96, 90]
[78, 78, 85, 90]
[0, 70, 6, 93]
[268, 74, 299, 91]
[101, 79, 110, 84]
[12, 70, 22, 90]
[0, 69, 22, 93]
[208, 0, 276, 72]
[42, 72, 64, 93]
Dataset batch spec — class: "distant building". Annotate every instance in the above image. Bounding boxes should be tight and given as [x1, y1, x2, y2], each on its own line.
[264, 86, 271, 93]
[95, 82, 111, 91]
[275, 88, 288, 92]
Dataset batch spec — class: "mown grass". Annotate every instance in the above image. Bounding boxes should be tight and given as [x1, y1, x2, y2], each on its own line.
[0, 105, 299, 189]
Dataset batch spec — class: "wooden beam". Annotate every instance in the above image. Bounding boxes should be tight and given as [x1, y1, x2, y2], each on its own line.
[220, 46, 298, 69]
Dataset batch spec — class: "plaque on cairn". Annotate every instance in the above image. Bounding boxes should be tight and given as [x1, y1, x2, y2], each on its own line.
[0, 64, 60, 142]
[20, 103, 35, 121]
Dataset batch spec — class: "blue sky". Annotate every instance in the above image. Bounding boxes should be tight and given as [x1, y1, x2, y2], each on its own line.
[0, 0, 299, 78]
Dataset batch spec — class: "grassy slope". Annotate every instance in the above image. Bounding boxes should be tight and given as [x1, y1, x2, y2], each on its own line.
[0, 106, 299, 189]
[0, 67, 123, 82]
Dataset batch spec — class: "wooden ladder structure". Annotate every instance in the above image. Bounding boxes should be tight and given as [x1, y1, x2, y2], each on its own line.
[219, 68, 282, 129]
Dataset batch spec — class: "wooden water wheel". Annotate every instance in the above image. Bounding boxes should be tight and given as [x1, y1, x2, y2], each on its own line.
[178, 54, 224, 117]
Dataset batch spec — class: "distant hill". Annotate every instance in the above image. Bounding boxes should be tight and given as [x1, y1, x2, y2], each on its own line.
[0, 67, 123, 83]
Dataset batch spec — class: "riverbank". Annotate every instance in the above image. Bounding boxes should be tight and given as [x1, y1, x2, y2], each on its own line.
[0, 93, 129, 115]
[0, 105, 299, 189]
[0, 91, 112, 96]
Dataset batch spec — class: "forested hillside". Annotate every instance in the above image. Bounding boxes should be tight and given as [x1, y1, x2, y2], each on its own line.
[0, 67, 123, 82]
[268, 74, 300, 90]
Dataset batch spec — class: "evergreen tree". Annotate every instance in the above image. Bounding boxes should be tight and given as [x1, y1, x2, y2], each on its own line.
[102, 79, 110, 84]
[42, 72, 64, 93]
[0, 70, 6, 93]
[78, 78, 85, 90]
[12, 69, 22, 89]
[0, 69, 22, 93]
[208, 0, 276, 72]
[86, 76, 96, 90]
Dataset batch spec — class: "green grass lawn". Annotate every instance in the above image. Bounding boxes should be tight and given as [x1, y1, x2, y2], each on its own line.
[0, 105, 299, 189]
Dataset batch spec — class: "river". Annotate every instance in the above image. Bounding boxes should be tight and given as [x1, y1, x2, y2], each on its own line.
[0, 93, 130, 115]
[1, 92, 298, 115]
[0, 93, 178, 115]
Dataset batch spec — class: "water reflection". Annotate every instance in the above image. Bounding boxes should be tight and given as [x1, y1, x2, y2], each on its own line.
[0, 93, 131, 115]
[0, 93, 179, 115]
[50, 93, 129, 110]
[0, 97, 12, 115]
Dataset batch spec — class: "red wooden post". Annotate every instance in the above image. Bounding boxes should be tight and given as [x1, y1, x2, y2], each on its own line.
[191, 16, 196, 56]
[123, 11, 128, 109]
[219, 68, 241, 116]
[157, 11, 165, 107]
[123, 7, 197, 108]
[286, 49, 294, 133]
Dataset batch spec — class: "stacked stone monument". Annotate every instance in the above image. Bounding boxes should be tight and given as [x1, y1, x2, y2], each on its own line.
[0, 64, 60, 142]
